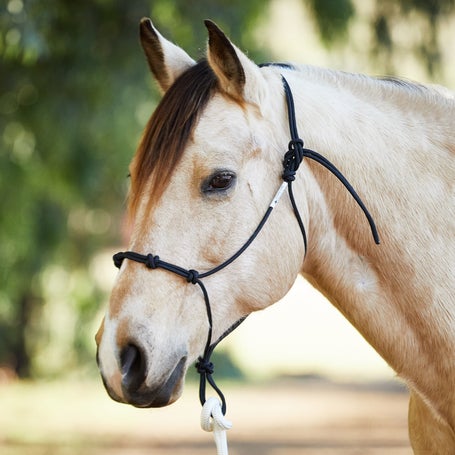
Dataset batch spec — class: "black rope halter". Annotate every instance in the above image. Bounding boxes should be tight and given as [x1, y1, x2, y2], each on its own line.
[113, 74, 380, 416]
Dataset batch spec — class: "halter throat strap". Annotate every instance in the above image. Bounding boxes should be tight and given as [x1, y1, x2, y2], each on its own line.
[281, 76, 380, 245]
[112, 74, 379, 416]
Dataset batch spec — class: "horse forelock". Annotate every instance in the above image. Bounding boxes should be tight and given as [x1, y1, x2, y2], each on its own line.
[128, 59, 218, 220]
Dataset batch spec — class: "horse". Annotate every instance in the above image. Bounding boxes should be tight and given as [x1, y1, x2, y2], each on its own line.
[96, 18, 455, 453]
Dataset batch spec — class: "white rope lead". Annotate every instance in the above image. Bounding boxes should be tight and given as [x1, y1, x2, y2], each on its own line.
[200, 397, 232, 455]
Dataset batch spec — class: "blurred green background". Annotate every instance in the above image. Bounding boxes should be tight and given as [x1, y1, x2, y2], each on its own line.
[1, 0, 454, 383]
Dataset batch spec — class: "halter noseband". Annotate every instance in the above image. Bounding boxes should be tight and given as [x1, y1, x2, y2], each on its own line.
[113, 74, 380, 415]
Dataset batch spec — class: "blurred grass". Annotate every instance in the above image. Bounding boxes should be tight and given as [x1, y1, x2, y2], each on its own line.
[0, 378, 411, 454]
[0, 379, 225, 454]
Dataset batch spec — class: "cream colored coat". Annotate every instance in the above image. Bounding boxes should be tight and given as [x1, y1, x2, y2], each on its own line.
[96, 19, 455, 453]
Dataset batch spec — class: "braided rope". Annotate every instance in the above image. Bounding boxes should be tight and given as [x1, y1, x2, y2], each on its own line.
[201, 397, 232, 455]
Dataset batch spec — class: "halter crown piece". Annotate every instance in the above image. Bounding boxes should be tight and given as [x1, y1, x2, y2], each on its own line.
[112, 74, 380, 427]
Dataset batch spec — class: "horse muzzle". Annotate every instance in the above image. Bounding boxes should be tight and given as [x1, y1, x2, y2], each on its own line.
[97, 341, 187, 408]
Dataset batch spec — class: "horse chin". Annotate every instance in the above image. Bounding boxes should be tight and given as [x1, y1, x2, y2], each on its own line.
[127, 378, 185, 409]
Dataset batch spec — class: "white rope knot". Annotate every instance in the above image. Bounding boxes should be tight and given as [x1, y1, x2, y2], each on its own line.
[200, 397, 232, 455]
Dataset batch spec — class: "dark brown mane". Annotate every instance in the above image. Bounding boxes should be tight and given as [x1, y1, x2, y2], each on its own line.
[129, 59, 218, 218]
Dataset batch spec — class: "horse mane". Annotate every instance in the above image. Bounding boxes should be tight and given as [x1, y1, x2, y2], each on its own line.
[129, 59, 218, 218]
[295, 63, 454, 107]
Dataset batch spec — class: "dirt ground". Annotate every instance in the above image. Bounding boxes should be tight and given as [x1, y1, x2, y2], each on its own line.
[1, 378, 412, 455]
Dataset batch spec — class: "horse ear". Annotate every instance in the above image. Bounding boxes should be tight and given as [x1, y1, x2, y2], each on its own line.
[204, 20, 267, 106]
[139, 18, 195, 93]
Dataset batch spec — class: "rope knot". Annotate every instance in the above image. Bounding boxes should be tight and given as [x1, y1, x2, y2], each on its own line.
[113, 253, 124, 269]
[282, 168, 296, 182]
[196, 357, 214, 375]
[200, 397, 232, 454]
[145, 254, 159, 269]
[186, 269, 199, 284]
[288, 138, 304, 152]
[282, 139, 305, 182]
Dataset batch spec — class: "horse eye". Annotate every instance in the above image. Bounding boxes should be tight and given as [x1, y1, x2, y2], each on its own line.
[203, 171, 236, 193]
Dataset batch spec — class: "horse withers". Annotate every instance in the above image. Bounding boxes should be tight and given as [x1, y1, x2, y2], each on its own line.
[96, 18, 455, 453]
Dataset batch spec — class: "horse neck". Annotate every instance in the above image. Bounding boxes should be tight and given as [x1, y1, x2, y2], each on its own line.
[283, 66, 455, 423]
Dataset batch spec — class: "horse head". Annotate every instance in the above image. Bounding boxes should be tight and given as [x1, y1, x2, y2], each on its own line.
[96, 19, 306, 408]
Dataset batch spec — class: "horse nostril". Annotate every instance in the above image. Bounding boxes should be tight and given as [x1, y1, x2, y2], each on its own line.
[120, 344, 146, 392]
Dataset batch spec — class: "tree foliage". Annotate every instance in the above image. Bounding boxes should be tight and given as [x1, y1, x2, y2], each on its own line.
[306, 0, 355, 44]
[1, 0, 148, 376]
[371, 0, 455, 76]
[0, 0, 453, 378]
[0, 0, 268, 378]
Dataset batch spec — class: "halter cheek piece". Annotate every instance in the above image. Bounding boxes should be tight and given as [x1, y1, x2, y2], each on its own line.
[113, 74, 380, 415]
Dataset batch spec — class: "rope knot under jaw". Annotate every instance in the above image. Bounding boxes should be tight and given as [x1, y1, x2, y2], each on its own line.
[196, 357, 214, 375]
